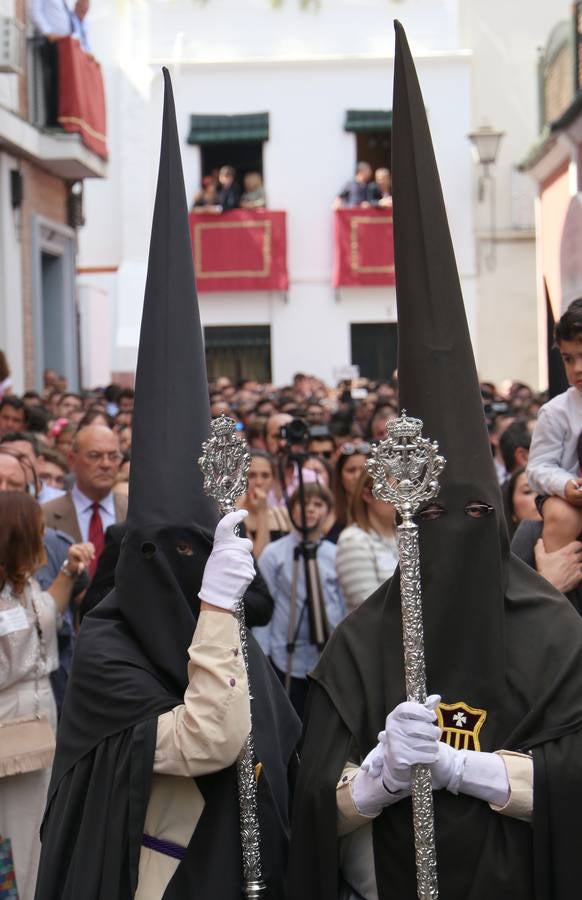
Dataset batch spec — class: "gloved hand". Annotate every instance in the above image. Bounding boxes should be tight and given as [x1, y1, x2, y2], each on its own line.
[430, 739, 464, 791]
[351, 695, 442, 816]
[351, 742, 394, 817]
[431, 742, 510, 806]
[198, 510, 255, 612]
[379, 695, 442, 794]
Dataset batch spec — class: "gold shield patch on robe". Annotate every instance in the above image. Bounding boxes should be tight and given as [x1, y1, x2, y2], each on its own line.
[436, 702, 487, 751]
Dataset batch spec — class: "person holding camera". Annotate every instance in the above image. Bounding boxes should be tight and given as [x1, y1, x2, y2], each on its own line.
[254, 482, 346, 718]
[265, 413, 320, 508]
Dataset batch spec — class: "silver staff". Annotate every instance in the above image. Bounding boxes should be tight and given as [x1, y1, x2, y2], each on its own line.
[199, 414, 266, 899]
[366, 411, 445, 900]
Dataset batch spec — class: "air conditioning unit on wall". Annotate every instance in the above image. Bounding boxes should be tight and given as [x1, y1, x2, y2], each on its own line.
[0, 17, 24, 75]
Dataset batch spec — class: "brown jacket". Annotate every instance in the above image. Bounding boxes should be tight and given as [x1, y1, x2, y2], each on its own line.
[41, 491, 128, 543]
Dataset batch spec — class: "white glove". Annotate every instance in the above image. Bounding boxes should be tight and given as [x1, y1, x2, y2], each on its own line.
[198, 510, 255, 612]
[380, 695, 442, 794]
[352, 742, 404, 817]
[431, 742, 509, 806]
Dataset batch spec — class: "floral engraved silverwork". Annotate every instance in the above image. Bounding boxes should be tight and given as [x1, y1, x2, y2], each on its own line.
[199, 415, 266, 899]
[366, 411, 446, 900]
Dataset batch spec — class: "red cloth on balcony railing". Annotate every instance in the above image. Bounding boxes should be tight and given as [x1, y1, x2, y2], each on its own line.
[333, 207, 395, 288]
[189, 209, 288, 292]
[57, 37, 108, 160]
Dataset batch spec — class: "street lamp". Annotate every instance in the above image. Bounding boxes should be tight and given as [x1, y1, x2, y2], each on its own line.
[467, 124, 504, 270]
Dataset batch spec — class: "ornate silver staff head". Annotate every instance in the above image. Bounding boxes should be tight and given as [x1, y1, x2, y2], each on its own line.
[366, 410, 446, 525]
[198, 414, 251, 516]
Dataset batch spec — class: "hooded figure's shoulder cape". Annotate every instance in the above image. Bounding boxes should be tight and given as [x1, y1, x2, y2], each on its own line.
[37, 581, 299, 900]
[289, 559, 582, 900]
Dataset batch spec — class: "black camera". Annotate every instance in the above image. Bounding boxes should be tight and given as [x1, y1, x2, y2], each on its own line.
[483, 401, 510, 419]
[280, 418, 310, 445]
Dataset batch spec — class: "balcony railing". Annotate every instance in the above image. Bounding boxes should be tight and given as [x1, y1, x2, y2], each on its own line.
[333, 207, 395, 288]
[189, 208, 288, 292]
[27, 35, 107, 160]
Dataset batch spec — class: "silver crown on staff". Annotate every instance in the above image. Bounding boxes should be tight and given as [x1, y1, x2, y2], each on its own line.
[199, 414, 251, 516]
[366, 410, 446, 521]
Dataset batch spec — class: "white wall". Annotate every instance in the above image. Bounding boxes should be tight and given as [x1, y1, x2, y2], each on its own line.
[78, 25, 474, 383]
[460, 0, 572, 233]
[80, 0, 563, 388]
[0, 152, 24, 392]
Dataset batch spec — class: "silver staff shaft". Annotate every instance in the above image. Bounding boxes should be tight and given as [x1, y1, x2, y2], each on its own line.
[397, 519, 438, 900]
[366, 411, 445, 900]
[199, 415, 266, 899]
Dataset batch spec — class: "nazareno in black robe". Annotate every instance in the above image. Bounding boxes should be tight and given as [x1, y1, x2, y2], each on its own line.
[35, 525, 300, 900]
[287, 21, 582, 900]
[288, 552, 582, 900]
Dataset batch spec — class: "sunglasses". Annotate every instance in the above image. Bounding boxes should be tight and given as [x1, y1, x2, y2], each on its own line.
[340, 442, 371, 456]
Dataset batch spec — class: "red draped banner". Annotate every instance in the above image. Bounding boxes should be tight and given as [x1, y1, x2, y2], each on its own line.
[333, 207, 395, 287]
[189, 209, 288, 292]
[58, 37, 108, 160]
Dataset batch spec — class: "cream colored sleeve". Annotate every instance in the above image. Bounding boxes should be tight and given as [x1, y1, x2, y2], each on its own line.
[337, 761, 378, 837]
[153, 609, 251, 777]
[489, 750, 533, 823]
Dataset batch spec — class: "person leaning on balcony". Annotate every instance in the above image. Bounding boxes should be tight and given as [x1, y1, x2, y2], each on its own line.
[210, 165, 241, 214]
[191, 175, 219, 212]
[28, 0, 73, 126]
[373, 167, 393, 207]
[240, 172, 266, 209]
[71, 0, 92, 55]
[333, 161, 381, 210]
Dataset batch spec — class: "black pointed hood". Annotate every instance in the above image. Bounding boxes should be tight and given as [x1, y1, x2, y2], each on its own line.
[387, 21, 508, 718]
[392, 20, 501, 514]
[128, 67, 218, 533]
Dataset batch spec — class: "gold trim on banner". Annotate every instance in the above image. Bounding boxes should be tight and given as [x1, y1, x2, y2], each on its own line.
[350, 215, 395, 274]
[58, 116, 107, 143]
[194, 219, 272, 278]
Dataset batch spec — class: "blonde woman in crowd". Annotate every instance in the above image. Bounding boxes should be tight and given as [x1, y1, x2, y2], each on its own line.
[335, 467, 398, 614]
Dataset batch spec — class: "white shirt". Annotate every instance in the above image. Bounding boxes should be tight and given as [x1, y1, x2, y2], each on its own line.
[336, 525, 399, 614]
[71, 12, 91, 53]
[28, 0, 72, 36]
[527, 387, 582, 498]
[71, 483, 116, 542]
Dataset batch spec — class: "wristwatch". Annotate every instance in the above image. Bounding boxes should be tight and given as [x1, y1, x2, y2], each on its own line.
[60, 559, 75, 578]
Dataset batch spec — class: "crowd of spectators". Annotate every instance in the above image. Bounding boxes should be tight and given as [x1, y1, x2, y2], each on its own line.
[191, 167, 266, 214]
[2, 355, 581, 896]
[189, 159, 391, 217]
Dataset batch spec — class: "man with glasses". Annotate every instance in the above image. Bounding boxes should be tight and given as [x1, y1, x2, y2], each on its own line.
[42, 424, 126, 578]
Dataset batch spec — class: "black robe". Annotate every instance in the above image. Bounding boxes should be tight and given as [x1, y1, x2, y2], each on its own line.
[288, 556, 582, 899]
[35, 526, 300, 900]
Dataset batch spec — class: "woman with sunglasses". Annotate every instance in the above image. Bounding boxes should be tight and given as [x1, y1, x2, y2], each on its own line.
[335, 466, 398, 614]
[326, 443, 370, 544]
